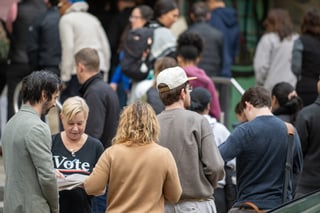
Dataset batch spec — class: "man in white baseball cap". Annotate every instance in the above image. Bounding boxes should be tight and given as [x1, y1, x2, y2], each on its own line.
[156, 66, 196, 108]
[156, 66, 225, 213]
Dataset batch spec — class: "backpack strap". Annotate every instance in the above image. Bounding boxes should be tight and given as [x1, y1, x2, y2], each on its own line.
[282, 122, 295, 203]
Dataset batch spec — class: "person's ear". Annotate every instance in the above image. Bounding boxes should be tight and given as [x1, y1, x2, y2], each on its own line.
[190, 13, 195, 22]
[206, 12, 211, 21]
[271, 95, 278, 104]
[177, 55, 183, 65]
[41, 90, 48, 102]
[244, 101, 252, 110]
[195, 56, 201, 64]
[180, 88, 186, 99]
[206, 103, 210, 111]
[78, 63, 85, 72]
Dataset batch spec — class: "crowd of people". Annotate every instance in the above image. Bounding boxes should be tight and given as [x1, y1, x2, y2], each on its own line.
[0, 0, 320, 213]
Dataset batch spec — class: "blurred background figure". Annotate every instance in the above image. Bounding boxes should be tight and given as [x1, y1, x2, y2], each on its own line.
[109, 4, 154, 107]
[205, 0, 240, 124]
[126, 0, 179, 105]
[84, 102, 182, 212]
[0, 18, 9, 98]
[106, 0, 136, 79]
[187, 1, 223, 77]
[58, 0, 111, 104]
[292, 8, 320, 107]
[27, 0, 61, 77]
[177, 30, 222, 120]
[206, 0, 240, 78]
[254, 8, 298, 91]
[52, 96, 104, 213]
[5, 0, 46, 120]
[0, 18, 9, 144]
[271, 82, 303, 124]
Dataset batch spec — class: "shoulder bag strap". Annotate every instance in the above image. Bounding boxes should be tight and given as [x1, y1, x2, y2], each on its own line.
[240, 201, 264, 213]
[282, 122, 295, 203]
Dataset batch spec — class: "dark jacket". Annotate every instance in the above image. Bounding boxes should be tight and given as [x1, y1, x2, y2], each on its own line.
[79, 73, 120, 148]
[295, 96, 320, 192]
[187, 21, 224, 77]
[9, 0, 46, 63]
[296, 35, 320, 106]
[27, 6, 61, 73]
[209, 7, 240, 77]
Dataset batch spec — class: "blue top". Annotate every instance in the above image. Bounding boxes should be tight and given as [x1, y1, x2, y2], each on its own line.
[110, 51, 131, 91]
[219, 115, 303, 209]
[209, 7, 240, 77]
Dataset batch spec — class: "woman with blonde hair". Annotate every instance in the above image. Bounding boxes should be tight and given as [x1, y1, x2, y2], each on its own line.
[52, 96, 104, 213]
[84, 102, 182, 212]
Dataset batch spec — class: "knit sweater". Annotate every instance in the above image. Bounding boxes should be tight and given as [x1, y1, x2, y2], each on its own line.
[84, 143, 182, 212]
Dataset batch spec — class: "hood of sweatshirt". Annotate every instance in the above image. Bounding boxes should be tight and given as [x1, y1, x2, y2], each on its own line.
[66, 1, 88, 13]
[212, 7, 238, 28]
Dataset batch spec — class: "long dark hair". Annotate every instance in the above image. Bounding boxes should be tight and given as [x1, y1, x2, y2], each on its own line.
[301, 8, 320, 39]
[263, 8, 294, 41]
[272, 82, 303, 123]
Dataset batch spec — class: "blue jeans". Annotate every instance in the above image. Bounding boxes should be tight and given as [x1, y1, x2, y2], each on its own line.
[91, 190, 107, 213]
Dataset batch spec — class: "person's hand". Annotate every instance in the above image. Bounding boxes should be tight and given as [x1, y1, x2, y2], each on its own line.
[109, 83, 118, 91]
[55, 169, 65, 179]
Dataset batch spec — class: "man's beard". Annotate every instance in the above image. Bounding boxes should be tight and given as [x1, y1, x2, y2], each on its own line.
[41, 101, 53, 116]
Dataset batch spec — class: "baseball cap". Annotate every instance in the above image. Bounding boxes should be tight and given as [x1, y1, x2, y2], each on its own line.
[189, 87, 212, 112]
[156, 66, 196, 92]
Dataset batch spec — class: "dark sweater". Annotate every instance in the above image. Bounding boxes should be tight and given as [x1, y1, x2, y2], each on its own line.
[219, 116, 303, 209]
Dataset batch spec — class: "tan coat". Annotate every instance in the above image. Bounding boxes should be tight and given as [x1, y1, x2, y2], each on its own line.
[84, 143, 182, 213]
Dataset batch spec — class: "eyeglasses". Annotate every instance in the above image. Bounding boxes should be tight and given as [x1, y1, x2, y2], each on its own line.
[129, 16, 142, 21]
[187, 85, 193, 93]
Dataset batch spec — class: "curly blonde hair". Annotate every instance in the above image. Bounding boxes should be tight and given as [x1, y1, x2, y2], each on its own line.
[112, 102, 159, 146]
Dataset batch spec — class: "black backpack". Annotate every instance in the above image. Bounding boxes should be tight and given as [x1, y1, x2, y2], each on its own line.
[121, 25, 157, 81]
